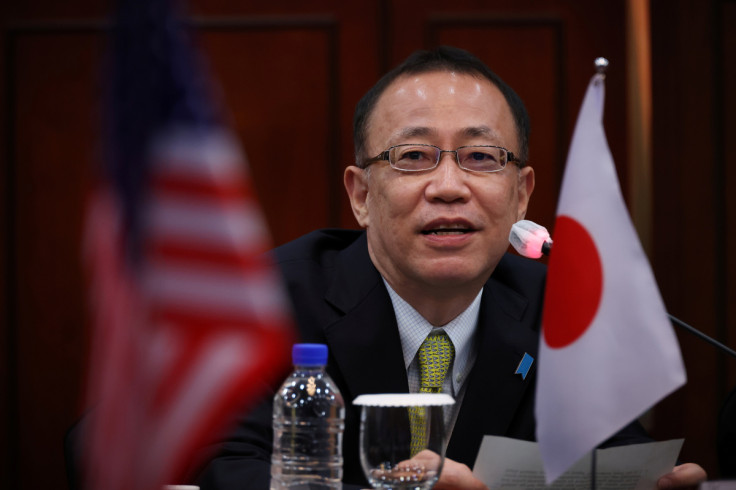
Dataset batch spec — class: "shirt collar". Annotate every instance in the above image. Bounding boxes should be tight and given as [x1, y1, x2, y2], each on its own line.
[383, 279, 481, 391]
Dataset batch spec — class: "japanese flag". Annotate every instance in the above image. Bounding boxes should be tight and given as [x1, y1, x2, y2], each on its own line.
[535, 71, 686, 483]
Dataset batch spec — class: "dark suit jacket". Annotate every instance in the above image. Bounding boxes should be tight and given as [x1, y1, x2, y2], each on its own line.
[196, 229, 649, 489]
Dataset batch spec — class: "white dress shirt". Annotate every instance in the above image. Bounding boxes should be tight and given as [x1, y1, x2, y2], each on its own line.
[383, 279, 481, 436]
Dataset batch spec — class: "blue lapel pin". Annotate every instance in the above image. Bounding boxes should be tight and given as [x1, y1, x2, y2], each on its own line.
[515, 353, 534, 380]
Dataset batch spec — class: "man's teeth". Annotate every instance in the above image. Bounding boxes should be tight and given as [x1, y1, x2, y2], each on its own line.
[425, 229, 469, 235]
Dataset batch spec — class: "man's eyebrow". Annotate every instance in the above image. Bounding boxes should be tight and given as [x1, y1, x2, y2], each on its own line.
[389, 125, 502, 143]
[393, 126, 438, 140]
[461, 126, 501, 140]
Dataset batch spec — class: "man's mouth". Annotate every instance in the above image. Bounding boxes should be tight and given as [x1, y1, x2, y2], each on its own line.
[421, 224, 474, 236]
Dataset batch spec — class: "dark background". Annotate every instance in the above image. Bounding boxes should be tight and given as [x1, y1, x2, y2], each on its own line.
[1, 0, 734, 488]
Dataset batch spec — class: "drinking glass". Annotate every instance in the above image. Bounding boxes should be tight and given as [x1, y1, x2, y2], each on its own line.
[354, 393, 455, 490]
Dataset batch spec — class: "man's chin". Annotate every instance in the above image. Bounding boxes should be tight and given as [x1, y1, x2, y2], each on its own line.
[418, 267, 490, 291]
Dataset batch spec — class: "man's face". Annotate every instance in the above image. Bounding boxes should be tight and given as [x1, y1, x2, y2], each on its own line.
[345, 71, 534, 296]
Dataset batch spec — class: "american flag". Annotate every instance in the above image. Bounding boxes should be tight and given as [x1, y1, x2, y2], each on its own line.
[82, 1, 293, 489]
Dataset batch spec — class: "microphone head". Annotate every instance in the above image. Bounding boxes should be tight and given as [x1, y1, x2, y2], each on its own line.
[509, 220, 552, 259]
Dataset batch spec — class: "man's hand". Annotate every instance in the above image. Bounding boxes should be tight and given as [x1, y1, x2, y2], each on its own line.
[407, 452, 487, 490]
[434, 457, 487, 490]
[657, 463, 707, 489]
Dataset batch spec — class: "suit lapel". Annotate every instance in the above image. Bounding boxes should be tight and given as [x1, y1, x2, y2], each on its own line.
[322, 234, 408, 401]
[317, 234, 408, 484]
[446, 274, 540, 466]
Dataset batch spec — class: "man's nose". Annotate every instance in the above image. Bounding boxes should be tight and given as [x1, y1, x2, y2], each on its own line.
[426, 152, 471, 202]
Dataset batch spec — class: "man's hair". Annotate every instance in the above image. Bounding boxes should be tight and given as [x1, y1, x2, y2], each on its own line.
[353, 45, 530, 167]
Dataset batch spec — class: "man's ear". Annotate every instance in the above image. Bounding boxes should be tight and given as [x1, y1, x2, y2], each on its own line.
[344, 166, 370, 228]
[516, 166, 535, 221]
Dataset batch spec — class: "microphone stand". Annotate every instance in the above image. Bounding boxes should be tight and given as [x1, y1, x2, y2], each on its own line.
[667, 314, 736, 359]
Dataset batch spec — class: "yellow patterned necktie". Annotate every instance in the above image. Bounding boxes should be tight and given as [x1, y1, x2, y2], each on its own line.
[410, 331, 454, 456]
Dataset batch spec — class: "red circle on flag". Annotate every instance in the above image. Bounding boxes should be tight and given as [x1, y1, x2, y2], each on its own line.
[543, 216, 603, 348]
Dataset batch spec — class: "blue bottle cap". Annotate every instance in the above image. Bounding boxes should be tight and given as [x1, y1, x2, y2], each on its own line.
[292, 343, 328, 366]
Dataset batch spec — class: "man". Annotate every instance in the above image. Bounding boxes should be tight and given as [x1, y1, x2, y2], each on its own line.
[197, 46, 705, 489]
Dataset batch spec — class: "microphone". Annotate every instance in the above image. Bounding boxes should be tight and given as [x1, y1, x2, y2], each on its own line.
[509, 220, 552, 258]
[509, 219, 736, 359]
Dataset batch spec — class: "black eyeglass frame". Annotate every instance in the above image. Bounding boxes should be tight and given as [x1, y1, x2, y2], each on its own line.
[361, 143, 522, 173]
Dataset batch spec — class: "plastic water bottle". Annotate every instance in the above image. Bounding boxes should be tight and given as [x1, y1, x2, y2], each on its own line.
[271, 343, 345, 489]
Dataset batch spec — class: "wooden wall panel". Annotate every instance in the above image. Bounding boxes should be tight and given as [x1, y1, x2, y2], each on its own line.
[650, 0, 735, 477]
[0, 13, 11, 489]
[723, 1, 736, 394]
[10, 27, 104, 490]
[198, 20, 339, 246]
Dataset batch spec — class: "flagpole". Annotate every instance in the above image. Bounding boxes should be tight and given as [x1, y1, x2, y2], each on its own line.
[590, 449, 597, 490]
[590, 56, 607, 490]
[594, 57, 609, 79]
[668, 314, 736, 359]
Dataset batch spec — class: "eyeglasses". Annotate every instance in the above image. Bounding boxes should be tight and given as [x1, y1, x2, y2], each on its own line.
[362, 144, 521, 173]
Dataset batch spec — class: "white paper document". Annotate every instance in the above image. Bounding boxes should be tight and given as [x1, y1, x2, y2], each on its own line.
[473, 436, 683, 490]
[700, 483, 736, 489]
